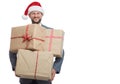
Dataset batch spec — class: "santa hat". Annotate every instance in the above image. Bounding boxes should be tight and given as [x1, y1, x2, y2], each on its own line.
[22, 1, 44, 20]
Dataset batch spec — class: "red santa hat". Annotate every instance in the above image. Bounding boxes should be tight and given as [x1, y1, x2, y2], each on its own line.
[22, 1, 44, 20]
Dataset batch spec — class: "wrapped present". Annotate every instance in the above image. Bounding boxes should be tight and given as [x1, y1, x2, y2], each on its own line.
[43, 29, 64, 57]
[15, 49, 53, 80]
[10, 24, 45, 52]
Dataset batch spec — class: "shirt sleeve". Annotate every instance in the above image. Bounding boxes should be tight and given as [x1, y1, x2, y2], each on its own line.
[53, 50, 64, 74]
[9, 51, 17, 71]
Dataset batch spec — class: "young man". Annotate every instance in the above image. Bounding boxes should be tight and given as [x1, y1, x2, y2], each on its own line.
[9, 1, 64, 84]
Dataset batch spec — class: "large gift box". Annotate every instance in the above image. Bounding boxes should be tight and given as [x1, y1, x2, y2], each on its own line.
[15, 49, 53, 80]
[10, 24, 64, 57]
[43, 28, 64, 57]
[10, 24, 45, 52]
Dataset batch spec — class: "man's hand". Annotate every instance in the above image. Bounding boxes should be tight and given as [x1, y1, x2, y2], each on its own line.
[51, 68, 56, 81]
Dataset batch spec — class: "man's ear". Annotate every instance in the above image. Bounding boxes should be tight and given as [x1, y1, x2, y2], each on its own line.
[41, 12, 44, 16]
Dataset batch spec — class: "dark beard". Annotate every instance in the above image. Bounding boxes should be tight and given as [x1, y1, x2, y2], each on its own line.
[31, 19, 41, 24]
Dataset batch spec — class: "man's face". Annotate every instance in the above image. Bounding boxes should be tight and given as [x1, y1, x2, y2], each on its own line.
[29, 11, 43, 24]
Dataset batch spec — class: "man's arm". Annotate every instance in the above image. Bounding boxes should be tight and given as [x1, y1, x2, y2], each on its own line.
[9, 51, 17, 71]
[53, 50, 64, 74]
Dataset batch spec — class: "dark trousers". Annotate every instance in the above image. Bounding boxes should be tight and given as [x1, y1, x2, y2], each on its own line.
[20, 78, 52, 84]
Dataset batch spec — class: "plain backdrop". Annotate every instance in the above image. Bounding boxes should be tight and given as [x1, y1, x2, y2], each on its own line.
[0, 0, 120, 84]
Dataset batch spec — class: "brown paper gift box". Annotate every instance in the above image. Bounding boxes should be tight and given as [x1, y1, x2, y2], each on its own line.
[15, 49, 53, 80]
[10, 24, 45, 52]
[43, 29, 64, 57]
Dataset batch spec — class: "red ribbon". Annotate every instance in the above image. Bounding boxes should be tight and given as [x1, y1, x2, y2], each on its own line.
[45, 29, 63, 51]
[22, 25, 31, 42]
[34, 51, 39, 79]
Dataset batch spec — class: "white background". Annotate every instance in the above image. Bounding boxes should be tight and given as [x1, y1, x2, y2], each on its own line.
[0, 0, 120, 84]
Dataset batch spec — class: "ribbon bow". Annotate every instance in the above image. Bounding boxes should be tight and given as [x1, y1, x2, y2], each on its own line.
[22, 34, 32, 42]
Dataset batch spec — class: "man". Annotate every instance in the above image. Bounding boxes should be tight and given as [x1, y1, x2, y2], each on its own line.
[9, 1, 64, 84]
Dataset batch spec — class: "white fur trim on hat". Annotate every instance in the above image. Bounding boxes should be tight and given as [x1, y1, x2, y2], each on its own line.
[28, 6, 44, 14]
[22, 15, 28, 20]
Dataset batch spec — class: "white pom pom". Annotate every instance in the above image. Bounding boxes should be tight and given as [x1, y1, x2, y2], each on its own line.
[22, 15, 28, 20]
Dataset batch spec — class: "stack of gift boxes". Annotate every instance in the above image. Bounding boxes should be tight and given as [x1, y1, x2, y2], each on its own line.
[10, 24, 64, 80]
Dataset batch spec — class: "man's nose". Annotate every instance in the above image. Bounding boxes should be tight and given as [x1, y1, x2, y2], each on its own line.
[34, 14, 38, 17]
